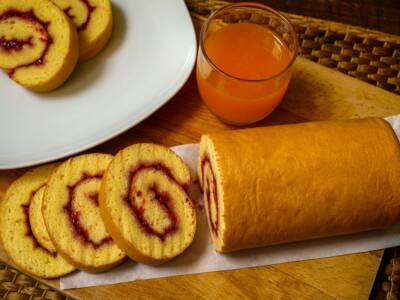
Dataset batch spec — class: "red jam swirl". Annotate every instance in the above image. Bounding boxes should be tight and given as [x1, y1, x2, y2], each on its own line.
[0, 36, 33, 51]
[131, 184, 178, 242]
[21, 184, 56, 256]
[64, 0, 96, 31]
[63, 7, 75, 19]
[124, 163, 190, 242]
[201, 156, 219, 236]
[64, 172, 113, 249]
[87, 191, 100, 206]
[0, 10, 53, 77]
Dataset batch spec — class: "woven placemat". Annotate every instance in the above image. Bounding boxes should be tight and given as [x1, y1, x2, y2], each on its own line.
[0, 2, 399, 299]
[187, 0, 400, 95]
[0, 263, 73, 300]
[372, 248, 400, 300]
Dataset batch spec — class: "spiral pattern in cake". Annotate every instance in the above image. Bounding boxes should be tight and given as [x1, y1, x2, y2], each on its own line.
[0, 164, 75, 278]
[42, 153, 125, 272]
[51, 0, 112, 61]
[100, 143, 197, 265]
[0, 0, 79, 91]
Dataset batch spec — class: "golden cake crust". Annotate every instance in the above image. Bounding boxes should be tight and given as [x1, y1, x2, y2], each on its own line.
[29, 186, 57, 253]
[199, 118, 400, 252]
[0, 164, 75, 278]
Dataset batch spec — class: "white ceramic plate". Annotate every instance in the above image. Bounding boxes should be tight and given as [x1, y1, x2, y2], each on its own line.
[0, 0, 196, 169]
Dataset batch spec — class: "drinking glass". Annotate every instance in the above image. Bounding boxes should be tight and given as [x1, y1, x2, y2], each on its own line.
[196, 3, 298, 125]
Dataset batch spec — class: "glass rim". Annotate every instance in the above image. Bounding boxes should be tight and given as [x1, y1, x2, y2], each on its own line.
[199, 2, 298, 83]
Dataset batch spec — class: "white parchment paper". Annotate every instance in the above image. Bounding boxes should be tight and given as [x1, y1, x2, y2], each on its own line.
[60, 116, 400, 289]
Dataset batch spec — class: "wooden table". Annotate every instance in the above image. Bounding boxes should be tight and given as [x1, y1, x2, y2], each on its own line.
[1, 56, 400, 299]
[2, 8, 400, 300]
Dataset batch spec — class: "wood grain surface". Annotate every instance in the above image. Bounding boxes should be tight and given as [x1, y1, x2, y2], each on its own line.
[2, 7, 400, 300]
[0, 57, 399, 299]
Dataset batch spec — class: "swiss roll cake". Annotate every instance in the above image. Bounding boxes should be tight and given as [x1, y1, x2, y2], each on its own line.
[100, 143, 196, 265]
[0, 165, 75, 278]
[198, 118, 400, 252]
[51, 0, 112, 61]
[42, 154, 125, 272]
[0, 0, 79, 91]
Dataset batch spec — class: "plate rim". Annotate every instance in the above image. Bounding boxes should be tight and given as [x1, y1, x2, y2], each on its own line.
[0, 1, 197, 170]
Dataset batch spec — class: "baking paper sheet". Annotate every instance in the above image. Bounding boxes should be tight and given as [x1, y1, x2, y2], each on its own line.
[61, 116, 400, 289]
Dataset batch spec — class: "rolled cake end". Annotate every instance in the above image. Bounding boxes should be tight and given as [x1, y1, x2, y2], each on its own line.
[198, 134, 227, 252]
[100, 143, 197, 265]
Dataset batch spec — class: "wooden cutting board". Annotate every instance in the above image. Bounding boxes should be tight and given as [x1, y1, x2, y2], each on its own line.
[0, 56, 399, 299]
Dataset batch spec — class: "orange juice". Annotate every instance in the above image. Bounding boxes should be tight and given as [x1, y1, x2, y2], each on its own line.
[197, 22, 294, 124]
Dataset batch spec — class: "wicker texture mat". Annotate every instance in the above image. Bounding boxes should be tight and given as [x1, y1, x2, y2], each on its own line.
[187, 0, 400, 95]
[292, 16, 400, 95]
[374, 248, 400, 300]
[0, 1, 399, 299]
[0, 263, 72, 300]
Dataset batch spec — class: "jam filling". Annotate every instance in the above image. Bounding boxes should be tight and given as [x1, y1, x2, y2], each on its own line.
[64, 172, 113, 249]
[124, 163, 190, 241]
[64, 0, 96, 31]
[87, 191, 100, 206]
[201, 156, 219, 236]
[63, 6, 75, 19]
[0, 10, 53, 77]
[21, 184, 56, 256]
[0, 36, 33, 51]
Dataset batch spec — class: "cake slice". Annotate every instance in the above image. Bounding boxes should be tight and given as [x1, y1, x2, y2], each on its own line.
[0, 164, 75, 278]
[42, 153, 125, 272]
[0, 0, 79, 91]
[100, 143, 197, 265]
[51, 0, 113, 61]
[29, 185, 58, 254]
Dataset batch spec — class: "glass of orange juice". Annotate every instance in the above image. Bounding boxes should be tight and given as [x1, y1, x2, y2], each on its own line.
[196, 3, 298, 125]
